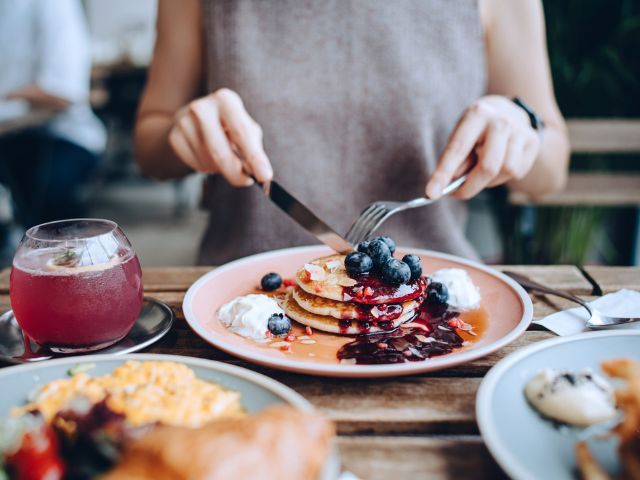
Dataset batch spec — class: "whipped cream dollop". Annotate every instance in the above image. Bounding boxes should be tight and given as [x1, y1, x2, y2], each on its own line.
[429, 268, 481, 310]
[524, 368, 616, 427]
[217, 294, 284, 340]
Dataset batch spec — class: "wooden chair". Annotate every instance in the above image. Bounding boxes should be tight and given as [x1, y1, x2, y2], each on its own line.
[508, 119, 640, 264]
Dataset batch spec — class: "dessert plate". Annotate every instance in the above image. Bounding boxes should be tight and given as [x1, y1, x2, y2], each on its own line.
[183, 245, 533, 377]
[0, 353, 340, 480]
[0, 298, 174, 364]
[476, 330, 640, 480]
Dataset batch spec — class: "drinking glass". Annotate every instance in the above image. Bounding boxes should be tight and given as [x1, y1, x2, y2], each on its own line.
[10, 219, 144, 353]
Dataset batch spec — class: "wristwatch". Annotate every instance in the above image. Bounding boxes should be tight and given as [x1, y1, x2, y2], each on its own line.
[512, 96, 545, 133]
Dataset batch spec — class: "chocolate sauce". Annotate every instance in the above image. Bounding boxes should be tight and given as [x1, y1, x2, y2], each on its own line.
[342, 276, 426, 305]
[337, 301, 464, 364]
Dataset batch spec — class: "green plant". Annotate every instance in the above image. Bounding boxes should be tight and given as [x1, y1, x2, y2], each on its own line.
[500, 1, 640, 265]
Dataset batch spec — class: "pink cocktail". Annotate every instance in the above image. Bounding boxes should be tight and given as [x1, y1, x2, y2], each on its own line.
[10, 219, 144, 353]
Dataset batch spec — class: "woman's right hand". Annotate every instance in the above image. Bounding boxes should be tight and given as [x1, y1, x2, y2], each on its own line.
[168, 88, 273, 186]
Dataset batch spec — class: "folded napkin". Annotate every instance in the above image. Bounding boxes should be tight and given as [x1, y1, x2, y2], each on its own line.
[534, 289, 640, 336]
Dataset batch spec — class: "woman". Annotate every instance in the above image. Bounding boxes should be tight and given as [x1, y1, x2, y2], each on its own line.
[135, 0, 569, 265]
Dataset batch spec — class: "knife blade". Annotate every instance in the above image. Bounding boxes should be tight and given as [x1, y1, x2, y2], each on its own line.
[257, 179, 353, 254]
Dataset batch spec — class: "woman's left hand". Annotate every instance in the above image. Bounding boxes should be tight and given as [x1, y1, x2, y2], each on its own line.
[425, 95, 542, 200]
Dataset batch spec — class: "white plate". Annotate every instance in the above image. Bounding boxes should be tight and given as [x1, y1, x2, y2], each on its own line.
[476, 330, 640, 480]
[182, 245, 533, 377]
[0, 353, 340, 479]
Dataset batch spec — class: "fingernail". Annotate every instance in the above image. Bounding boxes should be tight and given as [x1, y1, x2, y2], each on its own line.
[427, 180, 443, 199]
[258, 163, 273, 182]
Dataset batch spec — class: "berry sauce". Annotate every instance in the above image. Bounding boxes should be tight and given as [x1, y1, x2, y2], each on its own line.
[352, 303, 403, 322]
[338, 299, 425, 334]
[337, 301, 465, 364]
[342, 276, 427, 305]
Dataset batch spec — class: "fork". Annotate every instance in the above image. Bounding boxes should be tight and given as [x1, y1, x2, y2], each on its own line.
[504, 271, 640, 329]
[344, 175, 468, 245]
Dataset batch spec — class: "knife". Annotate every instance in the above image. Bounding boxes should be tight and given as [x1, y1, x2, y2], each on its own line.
[257, 179, 353, 254]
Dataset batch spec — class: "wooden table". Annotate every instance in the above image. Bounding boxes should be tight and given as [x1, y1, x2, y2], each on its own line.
[0, 265, 634, 479]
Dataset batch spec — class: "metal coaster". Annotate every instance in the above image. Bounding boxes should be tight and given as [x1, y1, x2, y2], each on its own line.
[0, 297, 174, 364]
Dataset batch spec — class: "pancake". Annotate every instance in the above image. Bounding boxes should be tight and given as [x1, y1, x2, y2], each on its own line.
[280, 291, 417, 335]
[295, 254, 427, 305]
[293, 286, 419, 321]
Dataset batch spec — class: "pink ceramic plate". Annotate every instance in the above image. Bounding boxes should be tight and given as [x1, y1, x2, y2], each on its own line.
[183, 246, 533, 378]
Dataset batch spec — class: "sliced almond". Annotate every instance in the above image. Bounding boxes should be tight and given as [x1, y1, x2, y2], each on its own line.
[325, 260, 342, 272]
[269, 341, 291, 348]
[338, 277, 358, 287]
[459, 321, 473, 331]
[304, 263, 327, 281]
[340, 358, 357, 365]
[300, 339, 317, 345]
[401, 322, 431, 333]
[415, 334, 435, 343]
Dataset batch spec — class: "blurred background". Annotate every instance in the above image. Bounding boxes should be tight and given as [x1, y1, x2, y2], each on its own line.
[0, 0, 638, 268]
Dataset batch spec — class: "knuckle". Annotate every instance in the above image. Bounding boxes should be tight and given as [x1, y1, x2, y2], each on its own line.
[526, 133, 541, 150]
[492, 118, 509, 133]
[213, 87, 241, 104]
[212, 151, 235, 168]
[228, 175, 248, 187]
[503, 162, 521, 179]
[252, 120, 263, 137]
[479, 161, 500, 177]
[456, 187, 475, 200]
[188, 98, 211, 117]
[237, 121, 252, 138]
[512, 169, 527, 180]
[467, 101, 488, 117]
[178, 112, 193, 128]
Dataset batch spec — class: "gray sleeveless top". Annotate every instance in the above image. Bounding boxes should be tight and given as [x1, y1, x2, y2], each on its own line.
[198, 0, 486, 265]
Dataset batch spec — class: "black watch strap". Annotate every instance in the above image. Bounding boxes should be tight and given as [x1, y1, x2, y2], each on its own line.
[512, 96, 545, 132]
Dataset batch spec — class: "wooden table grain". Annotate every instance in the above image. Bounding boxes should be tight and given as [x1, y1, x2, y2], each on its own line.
[0, 265, 634, 479]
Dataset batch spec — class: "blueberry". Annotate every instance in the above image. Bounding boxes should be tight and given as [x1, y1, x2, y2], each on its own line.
[267, 313, 291, 336]
[381, 258, 411, 285]
[373, 236, 396, 254]
[366, 239, 391, 269]
[357, 241, 370, 253]
[261, 272, 282, 291]
[344, 252, 373, 276]
[426, 281, 449, 305]
[402, 254, 422, 280]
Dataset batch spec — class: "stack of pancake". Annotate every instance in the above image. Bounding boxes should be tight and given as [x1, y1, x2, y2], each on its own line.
[280, 254, 426, 335]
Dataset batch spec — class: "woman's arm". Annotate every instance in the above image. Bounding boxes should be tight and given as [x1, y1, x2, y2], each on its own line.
[134, 0, 204, 179]
[5, 85, 70, 112]
[135, 0, 272, 184]
[426, 0, 570, 200]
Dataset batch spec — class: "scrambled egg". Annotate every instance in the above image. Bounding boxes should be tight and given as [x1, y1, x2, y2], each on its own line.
[14, 361, 244, 427]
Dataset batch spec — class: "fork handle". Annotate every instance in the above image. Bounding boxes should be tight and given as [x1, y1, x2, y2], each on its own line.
[503, 271, 593, 314]
[404, 174, 468, 209]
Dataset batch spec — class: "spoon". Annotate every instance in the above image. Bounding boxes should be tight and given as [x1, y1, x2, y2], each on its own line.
[503, 271, 640, 329]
